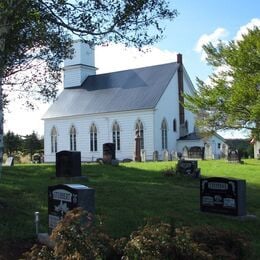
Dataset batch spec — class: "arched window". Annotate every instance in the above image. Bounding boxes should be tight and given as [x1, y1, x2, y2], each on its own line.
[135, 120, 144, 149]
[112, 121, 120, 150]
[51, 127, 57, 153]
[70, 125, 77, 151]
[173, 118, 177, 132]
[90, 123, 97, 151]
[161, 119, 168, 150]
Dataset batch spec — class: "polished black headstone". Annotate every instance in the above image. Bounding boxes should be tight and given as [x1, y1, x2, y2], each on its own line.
[56, 150, 81, 177]
[200, 177, 246, 216]
[48, 184, 95, 230]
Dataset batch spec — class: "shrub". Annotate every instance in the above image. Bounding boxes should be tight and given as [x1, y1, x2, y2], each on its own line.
[23, 209, 251, 260]
[191, 225, 251, 260]
[50, 208, 114, 259]
[23, 208, 115, 259]
[123, 223, 211, 260]
[123, 222, 175, 259]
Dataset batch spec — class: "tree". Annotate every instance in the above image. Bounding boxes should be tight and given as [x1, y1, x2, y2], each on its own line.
[22, 132, 43, 161]
[3, 131, 22, 156]
[0, 0, 178, 176]
[185, 27, 260, 139]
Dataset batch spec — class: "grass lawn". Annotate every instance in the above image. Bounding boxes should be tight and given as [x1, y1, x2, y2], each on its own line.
[0, 159, 260, 258]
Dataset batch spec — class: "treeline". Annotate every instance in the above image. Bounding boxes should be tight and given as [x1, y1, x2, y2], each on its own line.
[4, 131, 43, 160]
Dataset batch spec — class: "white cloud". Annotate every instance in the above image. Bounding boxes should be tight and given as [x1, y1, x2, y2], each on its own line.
[235, 18, 260, 41]
[95, 43, 178, 74]
[195, 28, 228, 61]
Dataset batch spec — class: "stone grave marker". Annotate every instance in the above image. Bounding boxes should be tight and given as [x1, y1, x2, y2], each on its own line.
[5, 157, 14, 166]
[48, 184, 95, 231]
[163, 150, 169, 161]
[200, 177, 246, 216]
[176, 160, 200, 177]
[103, 143, 116, 164]
[153, 151, 159, 161]
[141, 149, 146, 162]
[56, 150, 81, 178]
[227, 149, 241, 163]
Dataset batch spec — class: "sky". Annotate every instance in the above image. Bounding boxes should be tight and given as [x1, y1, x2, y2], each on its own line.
[4, 0, 260, 138]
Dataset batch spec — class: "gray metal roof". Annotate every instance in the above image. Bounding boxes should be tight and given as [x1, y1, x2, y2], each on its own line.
[43, 62, 179, 119]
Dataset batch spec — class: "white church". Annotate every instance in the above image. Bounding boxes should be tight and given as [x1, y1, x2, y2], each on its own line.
[43, 41, 228, 162]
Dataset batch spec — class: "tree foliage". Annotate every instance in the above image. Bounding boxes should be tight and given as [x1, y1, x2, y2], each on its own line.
[3, 131, 22, 156]
[22, 132, 43, 160]
[3, 131, 43, 159]
[185, 27, 260, 139]
[0, 0, 177, 107]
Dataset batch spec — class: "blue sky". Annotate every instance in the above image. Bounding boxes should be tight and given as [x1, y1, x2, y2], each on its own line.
[4, 0, 260, 137]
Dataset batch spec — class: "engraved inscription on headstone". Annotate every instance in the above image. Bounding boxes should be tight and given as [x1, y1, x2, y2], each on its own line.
[48, 184, 95, 230]
[200, 177, 246, 216]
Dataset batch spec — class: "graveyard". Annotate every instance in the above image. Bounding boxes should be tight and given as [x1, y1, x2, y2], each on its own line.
[0, 159, 259, 258]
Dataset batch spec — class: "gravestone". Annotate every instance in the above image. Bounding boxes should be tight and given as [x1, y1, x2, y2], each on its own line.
[227, 149, 241, 163]
[103, 143, 116, 164]
[188, 146, 203, 159]
[56, 151, 81, 178]
[163, 150, 169, 161]
[141, 149, 146, 162]
[153, 151, 159, 161]
[5, 157, 14, 166]
[182, 146, 189, 158]
[176, 159, 200, 178]
[48, 184, 95, 230]
[200, 177, 246, 216]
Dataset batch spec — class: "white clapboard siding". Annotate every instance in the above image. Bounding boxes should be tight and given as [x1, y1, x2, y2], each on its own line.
[44, 109, 154, 162]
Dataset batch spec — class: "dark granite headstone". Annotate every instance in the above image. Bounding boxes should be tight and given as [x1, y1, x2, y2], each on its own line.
[200, 177, 246, 216]
[56, 151, 81, 177]
[103, 143, 116, 164]
[48, 184, 95, 230]
[176, 159, 200, 178]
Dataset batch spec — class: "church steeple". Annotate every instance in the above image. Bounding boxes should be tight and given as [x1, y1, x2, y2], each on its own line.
[63, 40, 97, 88]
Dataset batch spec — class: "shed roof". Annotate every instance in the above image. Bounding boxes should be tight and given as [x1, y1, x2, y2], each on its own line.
[43, 62, 179, 119]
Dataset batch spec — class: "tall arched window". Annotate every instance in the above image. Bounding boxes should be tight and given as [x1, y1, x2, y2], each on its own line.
[90, 123, 97, 151]
[135, 120, 144, 149]
[161, 119, 168, 149]
[173, 118, 177, 132]
[51, 127, 57, 153]
[112, 121, 120, 150]
[70, 125, 77, 151]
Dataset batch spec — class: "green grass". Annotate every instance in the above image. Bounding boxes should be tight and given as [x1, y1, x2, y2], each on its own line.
[0, 160, 260, 258]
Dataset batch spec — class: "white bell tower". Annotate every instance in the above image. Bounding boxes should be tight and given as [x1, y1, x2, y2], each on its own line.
[63, 40, 96, 88]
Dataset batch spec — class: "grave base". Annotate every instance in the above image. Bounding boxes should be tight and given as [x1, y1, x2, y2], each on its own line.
[37, 233, 54, 248]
